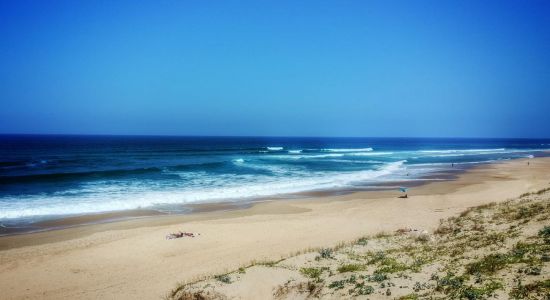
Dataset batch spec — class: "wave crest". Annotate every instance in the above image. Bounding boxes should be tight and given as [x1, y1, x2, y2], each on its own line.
[321, 147, 373, 152]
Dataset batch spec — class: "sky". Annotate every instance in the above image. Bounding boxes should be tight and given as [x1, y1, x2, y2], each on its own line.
[0, 0, 549, 138]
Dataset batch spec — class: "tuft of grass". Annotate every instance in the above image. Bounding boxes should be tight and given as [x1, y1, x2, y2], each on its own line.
[328, 279, 346, 290]
[300, 267, 324, 281]
[509, 279, 550, 299]
[368, 271, 388, 282]
[399, 294, 419, 300]
[256, 259, 283, 267]
[435, 273, 503, 299]
[539, 226, 550, 244]
[467, 238, 546, 276]
[170, 290, 212, 300]
[535, 187, 550, 195]
[367, 250, 387, 264]
[215, 274, 231, 284]
[516, 203, 545, 220]
[484, 232, 507, 245]
[460, 281, 503, 300]
[415, 234, 430, 243]
[375, 232, 392, 238]
[337, 264, 362, 273]
[318, 248, 333, 259]
[466, 253, 510, 275]
[356, 237, 368, 246]
[375, 257, 409, 274]
[434, 218, 456, 235]
[349, 282, 374, 295]
[518, 187, 550, 199]
[476, 202, 497, 210]
[459, 207, 476, 218]
[435, 272, 469, 296]
[328, 275, 360, 290]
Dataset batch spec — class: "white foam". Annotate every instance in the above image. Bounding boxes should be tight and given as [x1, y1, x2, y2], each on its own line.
[347, 152, 393, 156]
[420, 148, 505, 154]
[268, 153, 344, 159]
[267, 147, 283, 151]
[430, 153, 466, 157]
[268, 152, 392, 160]
[322, 147, 373, 152]
[323, 159, 385, 164]
[233, 158, 244, 163]
[0, 161, 406, 220]
[309, 153, 344, 158]
[288, 150, 302, 154]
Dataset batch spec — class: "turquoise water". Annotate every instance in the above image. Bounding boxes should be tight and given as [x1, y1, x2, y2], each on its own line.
[1, 135, 549, 226]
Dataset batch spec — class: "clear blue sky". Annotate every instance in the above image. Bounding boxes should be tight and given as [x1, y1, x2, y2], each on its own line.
[1, 0, 549, 138]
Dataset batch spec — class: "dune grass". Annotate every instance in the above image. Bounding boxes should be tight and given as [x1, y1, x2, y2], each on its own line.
[169, 187, 550, 300]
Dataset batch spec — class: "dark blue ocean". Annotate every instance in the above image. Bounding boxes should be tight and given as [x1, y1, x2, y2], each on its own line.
[1, 135, 549, 226]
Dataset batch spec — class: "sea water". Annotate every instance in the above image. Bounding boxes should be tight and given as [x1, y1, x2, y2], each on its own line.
[1, 135, 549, 227]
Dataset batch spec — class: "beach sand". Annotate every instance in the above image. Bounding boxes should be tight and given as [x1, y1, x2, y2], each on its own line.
[1, 157, 549, 299]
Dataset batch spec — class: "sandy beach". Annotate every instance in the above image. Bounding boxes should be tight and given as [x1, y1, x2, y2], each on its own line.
[1, 157, 549, 299]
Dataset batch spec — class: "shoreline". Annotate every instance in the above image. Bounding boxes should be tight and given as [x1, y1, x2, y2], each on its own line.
[0, 162, 469, 248]
[0, 158, 539, 250]
[0, 157, 549, 299]
[0, 162, 468, 237]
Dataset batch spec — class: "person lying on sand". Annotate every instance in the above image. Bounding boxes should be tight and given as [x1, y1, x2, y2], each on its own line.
[166, 231, 198, 239]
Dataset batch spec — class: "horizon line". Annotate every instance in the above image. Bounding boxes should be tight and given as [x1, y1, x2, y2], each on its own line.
[0, 132, 549, 140]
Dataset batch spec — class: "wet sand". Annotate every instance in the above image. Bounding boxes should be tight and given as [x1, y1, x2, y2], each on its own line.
[0, 157, 549, 299]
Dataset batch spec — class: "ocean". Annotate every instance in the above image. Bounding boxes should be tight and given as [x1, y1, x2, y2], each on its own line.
[1, 135, 549, 230]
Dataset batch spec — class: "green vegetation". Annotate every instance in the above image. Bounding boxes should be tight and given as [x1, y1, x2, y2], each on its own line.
[461, 281, 503, 300]
[375, 257, 409, 274]
[300, 267, 325, 281]
[349, 282, 374, 295]
[466, 253, 510, 275]
[509, 279, 550, 299]
[318, 248, 333, 259]
[169, 186, 550, 300]
[435, 272, 503, 299]
[368, 272, 388, 282]
[398, 294, 419, 300]
[355, 237, 368, 246]
[539, 225, 550, 244]
[256, 259, 281, 267]
[214, 274, 231, 284]
[337, 263, 362, 273]
[328, 279, 346, 290]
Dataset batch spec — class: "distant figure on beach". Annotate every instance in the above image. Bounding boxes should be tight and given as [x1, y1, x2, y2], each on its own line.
[452, 163, 454, 167]
[398, 187, 408, 198]
[528, 161, 530, 166]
